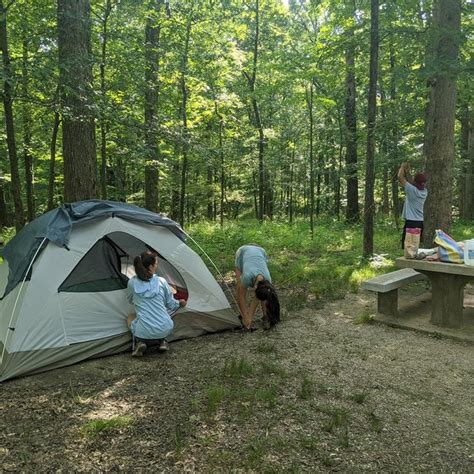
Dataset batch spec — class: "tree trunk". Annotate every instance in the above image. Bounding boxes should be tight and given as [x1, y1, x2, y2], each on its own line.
[244, 0, 265, 222]
[144, 0, 164, 213]
[306, 83, 314, 236]
[47, 110, 60, 210]
[460, 105, 473, 219]
[289, 146, 295, 224]
[99, 0, 113, 200]
[22, 37, 34, 221]
[0, 177, 7, 228]
[345, 0, 359, 223]
[58, 0, 98, 203]
[215, 101, 225, 227]
[0, 1, 24, 231]
[423, 0, 461, 246]
[179, 20, 191, 228]
[207, 165, 213, 220]
[380, 89, 389, 215]
[389, 46, 400, 228]
[363, 0, 379, 258]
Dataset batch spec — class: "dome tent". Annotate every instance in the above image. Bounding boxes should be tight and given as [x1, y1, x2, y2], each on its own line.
[0, 200, 239, 382]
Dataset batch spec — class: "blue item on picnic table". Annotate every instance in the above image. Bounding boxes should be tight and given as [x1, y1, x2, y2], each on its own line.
[434, 229, 464, 264]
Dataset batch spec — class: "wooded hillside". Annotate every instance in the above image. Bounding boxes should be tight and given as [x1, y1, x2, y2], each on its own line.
[0, 0, 472, 247]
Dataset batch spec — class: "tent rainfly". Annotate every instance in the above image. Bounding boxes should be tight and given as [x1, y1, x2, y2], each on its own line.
[0, 200, 239, 382]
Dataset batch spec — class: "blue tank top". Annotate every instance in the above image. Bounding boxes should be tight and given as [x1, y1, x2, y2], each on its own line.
[235, 245, 271, 288]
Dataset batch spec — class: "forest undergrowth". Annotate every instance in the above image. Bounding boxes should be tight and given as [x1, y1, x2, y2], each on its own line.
[186, 217, 474, 309]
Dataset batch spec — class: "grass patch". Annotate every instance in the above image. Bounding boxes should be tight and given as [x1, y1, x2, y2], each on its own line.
[299, 375, 313, 400]
[256, 341, 277, 354]
[337, 425, 350, 448]
[368, 410, 382, 433]
[349, 392, 368, 404]
[81, 416, 132, 438]
[321, 454, 336, 467]
[301, 434, 319, 451]
[205, 386, 227, 415]
[174, 423, 188, 454]
[69, 383, 94, 405]
[321, 407, 348, 433]
[223, 357, 253, 379]
[260, 361, 287, 377]
[255, 386, 278, 408]
[354, 312, 374, 325]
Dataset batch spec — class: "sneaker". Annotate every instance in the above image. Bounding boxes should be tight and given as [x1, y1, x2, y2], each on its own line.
[132, 341, 147, 357]
[158, 340, 169, 352]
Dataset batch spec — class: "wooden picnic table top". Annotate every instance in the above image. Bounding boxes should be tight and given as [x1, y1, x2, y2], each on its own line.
[396, 257, 474, 277]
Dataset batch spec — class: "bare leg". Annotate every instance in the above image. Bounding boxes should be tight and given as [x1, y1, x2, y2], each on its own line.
[127, 312, 136, 329]
[261, 301, 270, 329]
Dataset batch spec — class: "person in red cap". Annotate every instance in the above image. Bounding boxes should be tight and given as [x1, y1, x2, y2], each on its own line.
[398, 162, 428, 248]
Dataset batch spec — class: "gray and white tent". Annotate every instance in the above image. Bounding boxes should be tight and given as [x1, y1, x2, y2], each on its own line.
[0, 200, 239, 382]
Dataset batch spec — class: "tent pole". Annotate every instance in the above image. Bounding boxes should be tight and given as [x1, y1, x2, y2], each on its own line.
[182, 231, 239, 310]
[0, 237, 47, 366]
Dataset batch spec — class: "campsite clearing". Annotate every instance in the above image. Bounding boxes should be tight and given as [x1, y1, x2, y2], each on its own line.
[1, 286, 473, 472]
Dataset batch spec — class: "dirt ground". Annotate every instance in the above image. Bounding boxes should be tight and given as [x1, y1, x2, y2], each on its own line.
[1, 287, 473, 472]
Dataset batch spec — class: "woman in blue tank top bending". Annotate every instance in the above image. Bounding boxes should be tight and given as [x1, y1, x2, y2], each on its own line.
[235, 244, 280, 330]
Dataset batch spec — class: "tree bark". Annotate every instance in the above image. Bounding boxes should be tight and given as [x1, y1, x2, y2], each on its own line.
[215, 100, 225, 227]
[47, 109, 60, 210]
[244, 0, 265, 222]
[363, 0, 379, 258]
[58, 0, 98, 203]
[144, 0, 164, 213]
[459, 105, 473, 219]
[22, 37, 34, 221]
[289, 146, 295, 224]
[179, 19, 191, 228]
[423, 0, 461, 246]
[99, 0, 113, 200]
[389, 46, 400, 228]
[0, 1, 24, 230]
[0, 177, 7, 228]
[344, 0, 359, 223]
[306, 83, 314, 236]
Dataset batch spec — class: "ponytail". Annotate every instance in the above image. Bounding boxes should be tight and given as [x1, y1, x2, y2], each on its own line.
[255, 280, 280, 328]
[133, 251, 157, 281]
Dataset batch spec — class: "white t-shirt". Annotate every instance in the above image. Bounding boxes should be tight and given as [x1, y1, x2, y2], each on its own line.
[402, 182, 427, 221]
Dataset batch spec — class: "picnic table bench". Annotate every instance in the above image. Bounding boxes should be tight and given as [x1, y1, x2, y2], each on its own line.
[362, 268, 427, 317]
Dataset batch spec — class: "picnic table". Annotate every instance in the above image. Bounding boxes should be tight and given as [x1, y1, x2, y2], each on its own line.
[396, 257, 474, 328]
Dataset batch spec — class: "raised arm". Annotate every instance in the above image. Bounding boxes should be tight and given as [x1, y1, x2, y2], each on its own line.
[398, 162, 408, 186]
[245, 295, 260, 329]
[235, 269, 247, 321]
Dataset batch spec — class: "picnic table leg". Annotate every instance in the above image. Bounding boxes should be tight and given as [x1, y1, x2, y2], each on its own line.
[377, 289, 398, 317]
[427, 273, 468, 328]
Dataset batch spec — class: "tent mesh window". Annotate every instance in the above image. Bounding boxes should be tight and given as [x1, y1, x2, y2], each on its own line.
[58, 232, 188, 297]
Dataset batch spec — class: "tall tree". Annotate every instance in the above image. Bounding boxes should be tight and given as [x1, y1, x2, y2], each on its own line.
[459, 105, 473, 219]
[423, 0, 461, 245]
[144, 0, 164, 213]
[243, 0, 265, 222]
[178, 18, 191, 227]
[344, 0, 359, 223]
[0, 0, 24, 230]
[363, 0, 379, 258]
[21, 35, 34, 221]
[57, 0, 98, 202]
[98, 0, 113, 200]
[306, 81, 315, 236]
